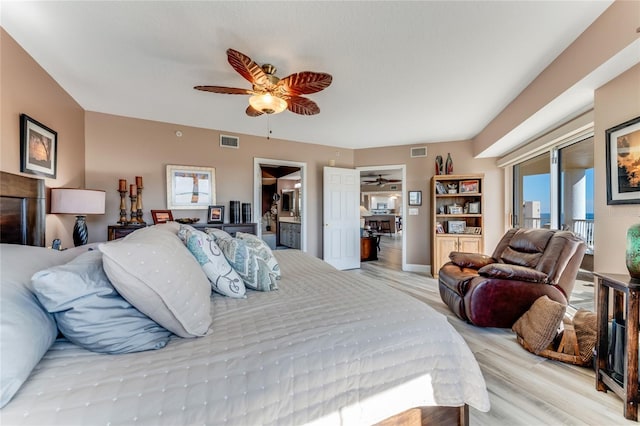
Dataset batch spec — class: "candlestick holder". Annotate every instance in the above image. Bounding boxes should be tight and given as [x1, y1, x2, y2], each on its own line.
[136, 186, 146, 224]
[129, 194, 138, 223]
[118, 189, 128, 224]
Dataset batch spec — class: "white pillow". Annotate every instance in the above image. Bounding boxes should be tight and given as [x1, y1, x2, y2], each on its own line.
[178, 225, 246, 298]
[99, 225, 212, 337]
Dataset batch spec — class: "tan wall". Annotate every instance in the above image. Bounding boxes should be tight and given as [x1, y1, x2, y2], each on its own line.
[355, 141, 502, 266]
[0, 29, 85, 247]
[84, 112, 354, 258]
[593, 64, 640, 274]
[473, 0, 640, 157]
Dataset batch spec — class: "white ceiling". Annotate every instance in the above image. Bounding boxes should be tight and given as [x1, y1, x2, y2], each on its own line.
[1, 1, 618, 156]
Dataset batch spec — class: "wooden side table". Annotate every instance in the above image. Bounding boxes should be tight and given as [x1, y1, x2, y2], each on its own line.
[361, 236, 378, 261]
[108, 224, 147, 241]
[595, 272, 640, 421]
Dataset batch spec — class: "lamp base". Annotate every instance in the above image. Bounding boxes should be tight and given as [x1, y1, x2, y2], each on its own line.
[73, 215, 88, 246]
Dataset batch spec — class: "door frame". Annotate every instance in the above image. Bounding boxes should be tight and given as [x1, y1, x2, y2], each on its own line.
[357, 164, 407, 271]
[253, 157, 307, 252]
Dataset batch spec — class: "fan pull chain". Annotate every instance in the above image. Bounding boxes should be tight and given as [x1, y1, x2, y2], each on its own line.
[266, 115, 272, 140]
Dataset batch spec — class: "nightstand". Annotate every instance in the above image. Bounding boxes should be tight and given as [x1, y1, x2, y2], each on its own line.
[107, 224, 147, 241]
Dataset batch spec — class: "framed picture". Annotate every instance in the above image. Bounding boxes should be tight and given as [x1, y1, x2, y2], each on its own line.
[435, 222, 445, 234]
[151, 209, 173, 224]
[20, 114, 57, 178]
[435, 181, 447, 195]
[468, 201, 480, 214]
[408, 190, 422, 206]
[448, 205, 463, 214]
[207, 205, 224, 224]
[448, 220, 466, 234]
[606, 116, 640, 205]
[166, 165, 216, 209]
[459, 179, 479, 194]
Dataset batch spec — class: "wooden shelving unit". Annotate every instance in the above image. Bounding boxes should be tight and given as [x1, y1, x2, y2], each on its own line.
[431, 173, 484, 277]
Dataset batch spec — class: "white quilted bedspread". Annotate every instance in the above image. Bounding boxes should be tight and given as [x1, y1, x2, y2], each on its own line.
[2, 250, 489, 425]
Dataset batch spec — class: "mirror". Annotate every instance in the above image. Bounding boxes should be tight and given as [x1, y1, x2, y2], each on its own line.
[281, 189, 299, 214]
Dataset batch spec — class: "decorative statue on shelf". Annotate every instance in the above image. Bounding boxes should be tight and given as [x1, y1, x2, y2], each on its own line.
[435, 155, 443, 175]
[445, 153, 454, 175]
[447, 183, 458, 194]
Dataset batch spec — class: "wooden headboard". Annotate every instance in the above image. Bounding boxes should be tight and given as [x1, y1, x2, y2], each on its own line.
[0, 171, 45, 246]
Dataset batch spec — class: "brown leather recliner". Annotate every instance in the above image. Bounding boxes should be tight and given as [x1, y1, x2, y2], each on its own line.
[438, 228, 587, 328]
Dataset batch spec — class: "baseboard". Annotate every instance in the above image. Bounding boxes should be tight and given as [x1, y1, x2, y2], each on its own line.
[404, 264, 431, 275]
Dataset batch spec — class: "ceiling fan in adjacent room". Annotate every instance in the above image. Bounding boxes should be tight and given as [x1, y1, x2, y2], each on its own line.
[194, 48, 332, 116]
[362, 174, 402, 187]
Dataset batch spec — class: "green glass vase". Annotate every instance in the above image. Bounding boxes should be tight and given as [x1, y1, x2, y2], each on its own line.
[627, 221, 640, 279]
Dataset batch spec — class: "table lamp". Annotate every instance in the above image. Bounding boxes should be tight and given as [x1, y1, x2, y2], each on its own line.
[51, 188, 106, 246]
[359, 205, 372, 228]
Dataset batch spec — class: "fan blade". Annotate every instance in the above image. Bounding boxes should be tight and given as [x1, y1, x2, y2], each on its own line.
[226, 49, 269, 87]
[278, 72, 333, 96]
[194, 85, 253, 95]
[246, 105, 264, 117]
[286, 96, 320, 115]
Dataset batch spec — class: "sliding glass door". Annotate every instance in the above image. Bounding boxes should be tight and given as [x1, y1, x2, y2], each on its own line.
[513, 152, 551, 229]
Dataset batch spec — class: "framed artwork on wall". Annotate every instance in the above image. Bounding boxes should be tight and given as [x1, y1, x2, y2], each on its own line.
[408, 190, 422, 206]
[20, 114, 57, 178]
[606, 116, 640, 205]
[166, 165, 216, 209]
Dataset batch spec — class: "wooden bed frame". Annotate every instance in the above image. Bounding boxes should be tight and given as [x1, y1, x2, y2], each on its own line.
[0, 171, 45, 247]
[0, 170, 469, 426]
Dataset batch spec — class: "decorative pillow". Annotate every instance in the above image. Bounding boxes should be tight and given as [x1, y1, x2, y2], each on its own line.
[205, 227, 232, 241]
[0, 244, 94, 408]
[178, 226, 246, 298]
[478, 263, 549, 283]
[512, 295, 566, 354]
[32, 250, 172, 354]
[573, 308, 597, 363]
[207, 230, 278, 291]
[99, 225, 212, 337]
[235, 232, 281, 280]
[449, 251, 496, 269]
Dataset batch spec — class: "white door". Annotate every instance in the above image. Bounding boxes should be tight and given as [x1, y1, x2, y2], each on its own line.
[323, 166, 360, 270]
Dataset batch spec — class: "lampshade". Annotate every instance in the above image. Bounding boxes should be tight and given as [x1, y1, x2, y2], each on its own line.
[51, 188, 106, 215]
[249, 93, 287, 114]
[51, 188, 106, 247]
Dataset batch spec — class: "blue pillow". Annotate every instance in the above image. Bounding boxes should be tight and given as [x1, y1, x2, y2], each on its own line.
[0, 244, 88, 408]
[32, 250, 172, 354]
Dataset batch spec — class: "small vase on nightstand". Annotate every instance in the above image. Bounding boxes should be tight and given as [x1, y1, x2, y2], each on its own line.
[627, 220, 640, 280]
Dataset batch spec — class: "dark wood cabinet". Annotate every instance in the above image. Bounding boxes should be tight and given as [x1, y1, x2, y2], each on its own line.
[107, 223, 257, 241]
[595, 272, 639, 421]
[190, 223, 257, 237]
[108, 224, 147, 241]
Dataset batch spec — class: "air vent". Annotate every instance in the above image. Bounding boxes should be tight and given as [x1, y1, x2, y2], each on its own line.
[411, 146, 427, 157]
[220, 135, 239, 149]
[389, 185, 399, 190]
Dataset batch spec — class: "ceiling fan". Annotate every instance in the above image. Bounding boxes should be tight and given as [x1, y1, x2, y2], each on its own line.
[362, 174, 402, 187]
[194, 48, 332, 116]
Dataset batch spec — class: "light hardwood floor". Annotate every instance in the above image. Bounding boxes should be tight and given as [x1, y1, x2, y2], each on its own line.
[350, 235, 631, 426]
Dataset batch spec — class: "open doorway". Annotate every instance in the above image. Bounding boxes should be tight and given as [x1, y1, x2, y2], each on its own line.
[253, 158, 307, 252]
[357, 165, 406, 271]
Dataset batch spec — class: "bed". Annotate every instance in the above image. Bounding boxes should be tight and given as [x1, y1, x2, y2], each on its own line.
[0, 171, 490, 425]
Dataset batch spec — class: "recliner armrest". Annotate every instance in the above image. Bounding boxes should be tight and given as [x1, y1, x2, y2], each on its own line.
[449, 252, 496, 269]
[478, 263, 549, 283]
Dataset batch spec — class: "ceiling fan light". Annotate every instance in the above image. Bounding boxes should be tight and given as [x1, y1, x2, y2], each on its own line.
[249, 94, 287, 114]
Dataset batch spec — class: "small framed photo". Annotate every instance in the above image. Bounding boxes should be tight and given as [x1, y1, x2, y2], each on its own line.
[20, 114, 57, 178]
[166, 165, 216, 209]
[435, 222, 445, 234]
[435, 181, 447, 195]
[207, 205, 224, 224]
[151, 209, 174, 224]
[606, 116, 640, 205]
[448, 220, 466, 234]
[448, 205, 463, 215]
[459, 179, 480, 194]
[468, 201, 480, 214]
[408, 190, 422, 206]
